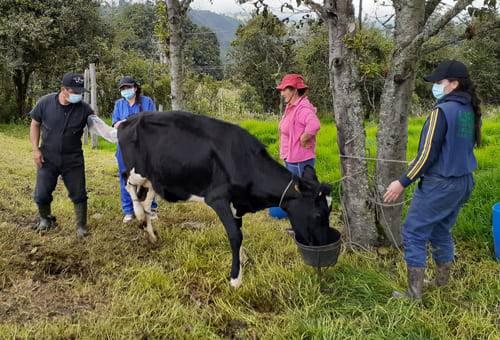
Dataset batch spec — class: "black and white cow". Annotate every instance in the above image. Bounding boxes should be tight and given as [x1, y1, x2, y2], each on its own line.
[118, 111, 333, 287]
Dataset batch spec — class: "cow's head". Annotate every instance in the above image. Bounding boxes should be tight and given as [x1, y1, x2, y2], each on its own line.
[283, 166, 334, 246]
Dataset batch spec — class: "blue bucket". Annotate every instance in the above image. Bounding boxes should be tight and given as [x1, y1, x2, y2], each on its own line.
[493, 203, 500, 261]
[269, 207, 288, 219]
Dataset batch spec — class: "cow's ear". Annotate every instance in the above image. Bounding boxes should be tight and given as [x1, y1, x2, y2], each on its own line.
[319, 183, 332, 196]
[302, 165, 318, 182]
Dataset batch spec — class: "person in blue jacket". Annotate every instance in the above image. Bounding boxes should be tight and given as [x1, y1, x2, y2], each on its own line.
[384, 60, 482, 299]
[112, 76, 158, 223]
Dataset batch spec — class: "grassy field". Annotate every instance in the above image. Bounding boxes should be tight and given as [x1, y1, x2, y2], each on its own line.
[0, 115, 498, 339]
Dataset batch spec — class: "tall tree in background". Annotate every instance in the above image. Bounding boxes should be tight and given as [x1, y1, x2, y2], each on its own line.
[111, 0, 158, 59]
[156, 0, 195, 110]
[228, 12, 295, 113]
[0, 0, 104, 116]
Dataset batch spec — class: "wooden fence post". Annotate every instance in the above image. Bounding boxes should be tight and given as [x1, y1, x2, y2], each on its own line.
[89, 63, 99, 149]
[83, 68, 90, 145]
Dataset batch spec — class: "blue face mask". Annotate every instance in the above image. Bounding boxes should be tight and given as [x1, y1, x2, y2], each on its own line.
[121, 88, 136, 100]
[432, 83, 445, 99]
[67, 93, 82, 103]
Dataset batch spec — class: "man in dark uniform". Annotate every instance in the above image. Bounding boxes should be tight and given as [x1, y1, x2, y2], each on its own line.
[29, 72, 95, 238]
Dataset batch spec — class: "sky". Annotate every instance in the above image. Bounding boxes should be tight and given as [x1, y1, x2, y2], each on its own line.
[190, 0, 483, 22]
[191, 0, 393, 18]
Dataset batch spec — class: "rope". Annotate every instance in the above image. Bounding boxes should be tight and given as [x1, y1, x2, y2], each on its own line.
[340, 154, 411, 164]
[278, 176, 295, 208]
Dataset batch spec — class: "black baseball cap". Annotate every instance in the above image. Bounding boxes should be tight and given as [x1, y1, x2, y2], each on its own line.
[61, 72, 88, 93]
[424, 60, 469, 82]
[118, 76, 137, 89]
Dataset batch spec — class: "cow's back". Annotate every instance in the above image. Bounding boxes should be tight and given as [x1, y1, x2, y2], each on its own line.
[118, 111, 273, 201]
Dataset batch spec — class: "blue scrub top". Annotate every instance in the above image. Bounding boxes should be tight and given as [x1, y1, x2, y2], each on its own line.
[111, 95, 156, 126]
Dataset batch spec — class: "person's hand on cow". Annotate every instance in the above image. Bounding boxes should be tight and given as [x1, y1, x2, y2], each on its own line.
[114, 119, 126, 129]
[383, 180, 404, 203]
[300, 133, 313, 148]
[33, 148, 44, 168]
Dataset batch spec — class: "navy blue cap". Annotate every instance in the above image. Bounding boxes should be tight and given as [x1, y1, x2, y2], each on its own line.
[61, 72, 88, 93]
[424, 60, 469, 82]
[118, 76, 137, 89]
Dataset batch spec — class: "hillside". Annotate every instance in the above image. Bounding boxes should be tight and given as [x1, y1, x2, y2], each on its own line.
[188, 9, 241, 62]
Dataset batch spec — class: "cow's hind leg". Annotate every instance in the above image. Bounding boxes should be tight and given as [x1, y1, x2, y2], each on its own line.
[208, 199, 243, 288]
[141, 182, 157, 243]
[126, 181, 146, 222]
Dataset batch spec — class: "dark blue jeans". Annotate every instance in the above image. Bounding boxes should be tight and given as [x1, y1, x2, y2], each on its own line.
[403, 174, 474, 268]
[284, 159, 316, 176]
[269, 159, 315, 219]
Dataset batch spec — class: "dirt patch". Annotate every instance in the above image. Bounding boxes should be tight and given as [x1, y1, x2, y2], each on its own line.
[222, 319, 248, 339]
[0, 278, 96, 324]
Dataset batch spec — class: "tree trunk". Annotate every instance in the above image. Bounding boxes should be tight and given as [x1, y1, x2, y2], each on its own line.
[166, 0, 184, 110]
[326, 0, 377, 248]
[375, 0, 426, 246]
[13, 68, 31, 116]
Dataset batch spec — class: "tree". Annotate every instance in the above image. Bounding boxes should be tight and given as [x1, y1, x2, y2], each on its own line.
[0, 0, 105, 116]
[228, 12, 295, 113]
[184, 23, 223, 81]
[156, 0, 195, 110]
[110, 0, 159, 59]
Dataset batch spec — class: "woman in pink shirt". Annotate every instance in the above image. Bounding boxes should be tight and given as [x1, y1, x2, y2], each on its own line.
[277, 74, 321, 176]
[269, 74, 321, 219]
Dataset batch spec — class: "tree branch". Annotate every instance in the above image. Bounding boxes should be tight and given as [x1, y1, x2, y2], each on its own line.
[424, 0, 441, 23]
[421, 19, 500, 54]
[414, 0, 473, 46]
[180, 0, 194, 13]
[302, 0, 326, 19]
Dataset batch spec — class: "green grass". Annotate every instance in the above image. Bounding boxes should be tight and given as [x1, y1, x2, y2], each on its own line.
[0, 115, 499, 339]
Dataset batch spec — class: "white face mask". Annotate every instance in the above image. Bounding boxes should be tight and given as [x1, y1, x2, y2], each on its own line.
[432, 83, 445, 99]
[121, 88, 136, 100]
[67, 93, 82, 103]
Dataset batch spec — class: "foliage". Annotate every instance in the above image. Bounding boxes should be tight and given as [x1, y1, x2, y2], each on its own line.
[416, 12, 500, 105]
[293, 23, 331, 115]
[227, 13, 295, 113]
[0, 0, 106, 117]
[106, 0, 159, 59]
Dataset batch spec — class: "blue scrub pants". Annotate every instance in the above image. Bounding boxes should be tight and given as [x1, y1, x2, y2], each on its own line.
[402, 174, 474, 268]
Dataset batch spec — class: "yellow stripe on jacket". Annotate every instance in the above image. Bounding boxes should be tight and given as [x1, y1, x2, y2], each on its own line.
[407, 109, 439, 180]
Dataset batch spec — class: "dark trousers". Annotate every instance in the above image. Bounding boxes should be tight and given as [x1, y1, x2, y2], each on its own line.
[402, 174, 474, 268]
[34, 160, 87, 205]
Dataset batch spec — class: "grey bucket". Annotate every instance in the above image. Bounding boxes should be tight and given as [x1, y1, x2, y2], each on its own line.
[294, 228, 342, 268]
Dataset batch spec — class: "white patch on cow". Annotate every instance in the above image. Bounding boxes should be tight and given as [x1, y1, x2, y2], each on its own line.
[326, 195, 333, 208]
[128, 168, 147, 186]
[230, 203, 241, 219]
[188, 195, 205, 203]
[230, 264, 243, 288]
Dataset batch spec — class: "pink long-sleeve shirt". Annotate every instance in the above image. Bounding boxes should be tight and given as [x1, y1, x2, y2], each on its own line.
[279, 96, 320, 163]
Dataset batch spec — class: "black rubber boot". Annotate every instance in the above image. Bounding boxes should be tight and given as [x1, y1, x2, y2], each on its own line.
[34, 204, 56, 232]
[74, 201, 89, 238]
[393, 266, 425, 299]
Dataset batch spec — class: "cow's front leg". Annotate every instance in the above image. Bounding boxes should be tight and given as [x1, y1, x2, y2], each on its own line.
[208, 199, 243, 288]
[141, 182, 157, 244]
[125, 181, 146, 222]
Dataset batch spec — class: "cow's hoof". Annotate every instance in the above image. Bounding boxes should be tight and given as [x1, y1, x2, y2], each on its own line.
[230, 266, 243, 288]
[144, 230, 158, 244]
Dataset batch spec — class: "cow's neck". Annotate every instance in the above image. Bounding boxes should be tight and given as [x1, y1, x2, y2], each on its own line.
[253, 157, 298, 208]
